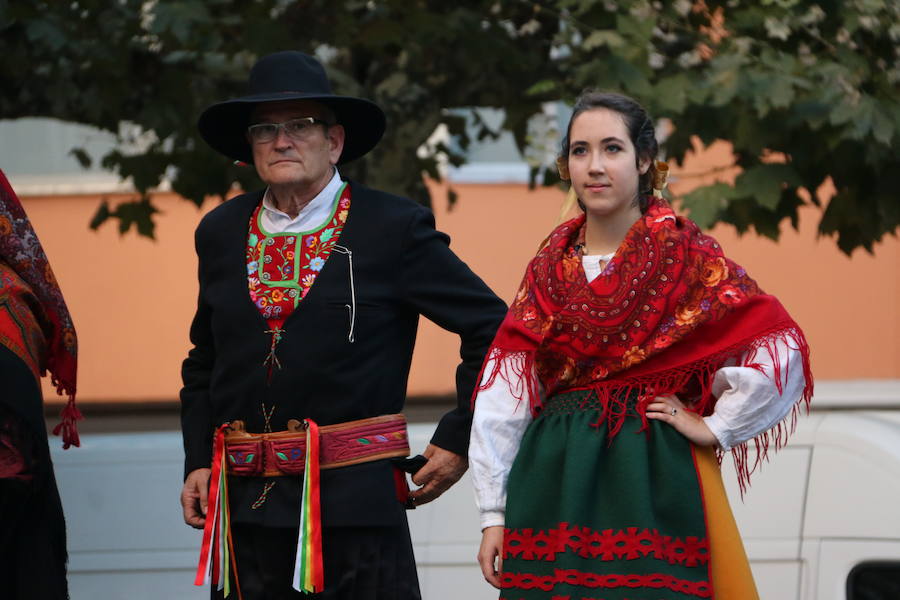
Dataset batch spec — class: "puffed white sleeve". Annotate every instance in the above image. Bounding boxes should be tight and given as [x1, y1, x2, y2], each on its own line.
[702, 336, 806, 452]
[469, 356, 536, 530]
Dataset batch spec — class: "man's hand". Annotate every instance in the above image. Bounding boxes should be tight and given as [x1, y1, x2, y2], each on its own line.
[478, 526, 504, 588]
[408, 444, 467, 506]
[181, 468, 211, 529]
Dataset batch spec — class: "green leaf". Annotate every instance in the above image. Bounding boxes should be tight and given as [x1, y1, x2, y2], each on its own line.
[735, 164, 802, 210]
[104, 197, 159, 239]
[654, 74, 691, 114]
[525, 79, 558, 97]
[69, 147, 92, 169]
[615, 14, 654, 42]
[89, 199, 111, 231]
[871, 106, 895, 146]
[582, 30, 625, 50]
[25, 19, 66, 51]
[680, 183, 735, 229]
[447, 187, 458, 211]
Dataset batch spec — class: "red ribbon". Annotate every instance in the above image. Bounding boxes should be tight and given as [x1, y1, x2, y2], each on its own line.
[195, 424, 229, 586]
[306, 418, 324, 591]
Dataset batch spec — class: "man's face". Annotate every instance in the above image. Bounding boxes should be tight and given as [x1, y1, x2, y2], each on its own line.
[248, 100, 345, 191]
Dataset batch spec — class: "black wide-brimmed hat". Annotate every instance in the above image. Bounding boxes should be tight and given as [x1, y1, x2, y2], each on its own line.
[198, 51, 386, 165]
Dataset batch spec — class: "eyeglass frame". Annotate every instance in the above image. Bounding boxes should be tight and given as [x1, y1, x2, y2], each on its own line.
[246, 116, 334, 144]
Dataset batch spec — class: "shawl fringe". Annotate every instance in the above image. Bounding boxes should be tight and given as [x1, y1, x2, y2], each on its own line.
[477, 324, 812, 493]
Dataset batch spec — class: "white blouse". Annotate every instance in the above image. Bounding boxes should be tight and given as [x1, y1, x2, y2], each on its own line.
[469, 255, 807, 530]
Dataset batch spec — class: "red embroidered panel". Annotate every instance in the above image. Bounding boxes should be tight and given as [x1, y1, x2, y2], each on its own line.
[246, 183, 351, 329]
[504, 522, 709, 567]
[500, 568, 711, 597]
[501, 596, 644, 600]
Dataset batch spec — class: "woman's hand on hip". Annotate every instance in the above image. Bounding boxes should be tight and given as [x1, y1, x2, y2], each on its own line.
[478, 526, 504, 589]
[646, 394, 718, 447]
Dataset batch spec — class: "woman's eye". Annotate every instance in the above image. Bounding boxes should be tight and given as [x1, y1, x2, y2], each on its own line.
[570, 146, 587, 156]
[605, 144, 623, 153]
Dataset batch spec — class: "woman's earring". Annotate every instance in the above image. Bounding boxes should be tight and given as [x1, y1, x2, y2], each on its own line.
[652, 161, 669, 198]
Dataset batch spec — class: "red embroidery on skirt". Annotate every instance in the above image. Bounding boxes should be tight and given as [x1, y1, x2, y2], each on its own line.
[501, 597, 643, 600]
[504, 523, 709, 567]
[500, 569, 711, 597]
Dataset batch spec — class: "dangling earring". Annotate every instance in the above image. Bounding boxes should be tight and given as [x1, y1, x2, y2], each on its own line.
[652, 160, 669, 198]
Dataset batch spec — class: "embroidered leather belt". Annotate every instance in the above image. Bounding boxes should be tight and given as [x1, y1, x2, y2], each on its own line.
[223, 414, 410, 477]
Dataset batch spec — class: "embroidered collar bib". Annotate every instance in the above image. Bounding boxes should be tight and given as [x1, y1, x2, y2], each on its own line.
[247, 182, 351, 327]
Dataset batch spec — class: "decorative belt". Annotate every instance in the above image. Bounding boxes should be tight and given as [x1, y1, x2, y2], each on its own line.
[223, 414, 410, 477]
[195, 414, 410, 596]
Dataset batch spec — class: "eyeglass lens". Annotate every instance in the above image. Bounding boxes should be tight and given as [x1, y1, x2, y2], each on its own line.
[248, 118, 319, 143]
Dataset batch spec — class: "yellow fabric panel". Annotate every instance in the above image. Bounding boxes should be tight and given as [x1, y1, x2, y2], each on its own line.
[693, 444, 760, 599]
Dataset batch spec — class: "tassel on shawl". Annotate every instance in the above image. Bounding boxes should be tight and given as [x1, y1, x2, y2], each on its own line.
[476, 325, 813, 494]
[474, 349, 541, 417]
[52, 393, 83, 449]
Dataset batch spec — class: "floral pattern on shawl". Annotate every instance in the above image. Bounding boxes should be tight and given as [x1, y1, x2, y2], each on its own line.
[0, 169, 79, 448]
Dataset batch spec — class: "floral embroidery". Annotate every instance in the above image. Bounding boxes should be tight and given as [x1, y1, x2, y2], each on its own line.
[501, 197, 763, 394]
[500, 569, 710, 597]
[700, 257, 729, 287]
[246, 184, 351, 327]
[504, 523, 709, 567]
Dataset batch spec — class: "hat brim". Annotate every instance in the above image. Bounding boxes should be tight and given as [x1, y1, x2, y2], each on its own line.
[197, 93, 386, 165]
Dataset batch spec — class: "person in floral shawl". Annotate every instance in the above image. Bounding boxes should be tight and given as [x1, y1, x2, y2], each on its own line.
[0, 168, 79, 599]
[470, 92, 812, 600]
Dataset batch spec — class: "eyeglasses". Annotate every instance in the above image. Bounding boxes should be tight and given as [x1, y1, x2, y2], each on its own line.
[247, 117, 331, 144]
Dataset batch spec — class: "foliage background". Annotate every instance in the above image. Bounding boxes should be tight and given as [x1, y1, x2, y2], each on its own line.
[1, 0, 898, 253]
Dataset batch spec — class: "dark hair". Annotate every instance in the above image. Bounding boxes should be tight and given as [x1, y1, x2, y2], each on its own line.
[559, 91, 659, 212]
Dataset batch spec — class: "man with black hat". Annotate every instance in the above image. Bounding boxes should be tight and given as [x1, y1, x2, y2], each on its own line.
[179, 51, 506, 599]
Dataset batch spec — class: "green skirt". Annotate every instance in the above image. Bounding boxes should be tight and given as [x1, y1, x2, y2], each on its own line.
[500, 390, 712, 600]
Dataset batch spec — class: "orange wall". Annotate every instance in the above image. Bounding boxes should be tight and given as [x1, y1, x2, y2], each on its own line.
[18, 158, 899, 404]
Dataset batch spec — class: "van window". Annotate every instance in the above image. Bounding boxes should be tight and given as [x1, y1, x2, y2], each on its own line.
[847, 561, 900, 599]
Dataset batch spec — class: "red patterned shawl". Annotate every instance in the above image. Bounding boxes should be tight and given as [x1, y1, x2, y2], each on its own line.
[478, 196, 812, 490]
[0, 169, 80, 448]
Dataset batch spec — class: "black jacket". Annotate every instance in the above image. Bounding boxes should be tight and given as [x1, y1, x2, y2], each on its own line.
[180, 181, 506, 527]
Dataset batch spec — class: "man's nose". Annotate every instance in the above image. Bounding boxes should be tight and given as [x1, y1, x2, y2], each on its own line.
[273, 126, 293, 148]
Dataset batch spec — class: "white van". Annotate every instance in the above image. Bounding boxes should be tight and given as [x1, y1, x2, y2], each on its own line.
[53, 380, 900, 599]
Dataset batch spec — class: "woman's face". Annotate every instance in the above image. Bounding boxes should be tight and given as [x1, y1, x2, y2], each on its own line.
[566, 107, 649, 220]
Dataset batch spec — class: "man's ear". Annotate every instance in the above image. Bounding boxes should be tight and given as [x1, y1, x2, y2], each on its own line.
[328, 124, 346, 165]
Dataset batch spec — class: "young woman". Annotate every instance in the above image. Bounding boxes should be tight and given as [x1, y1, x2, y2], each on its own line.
[470, 92, 812, 600]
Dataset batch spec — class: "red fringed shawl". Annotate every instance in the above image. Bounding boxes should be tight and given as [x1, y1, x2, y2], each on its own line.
[478, 197, 812, 490]
[0, 169, 80, 448]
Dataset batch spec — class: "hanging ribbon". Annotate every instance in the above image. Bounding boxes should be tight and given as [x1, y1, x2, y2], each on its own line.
[292, 418, 324, 594]
[195, 423, 246, 598]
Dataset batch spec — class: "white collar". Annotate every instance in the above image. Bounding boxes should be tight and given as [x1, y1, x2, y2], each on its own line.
[260, 168, 343, 233]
